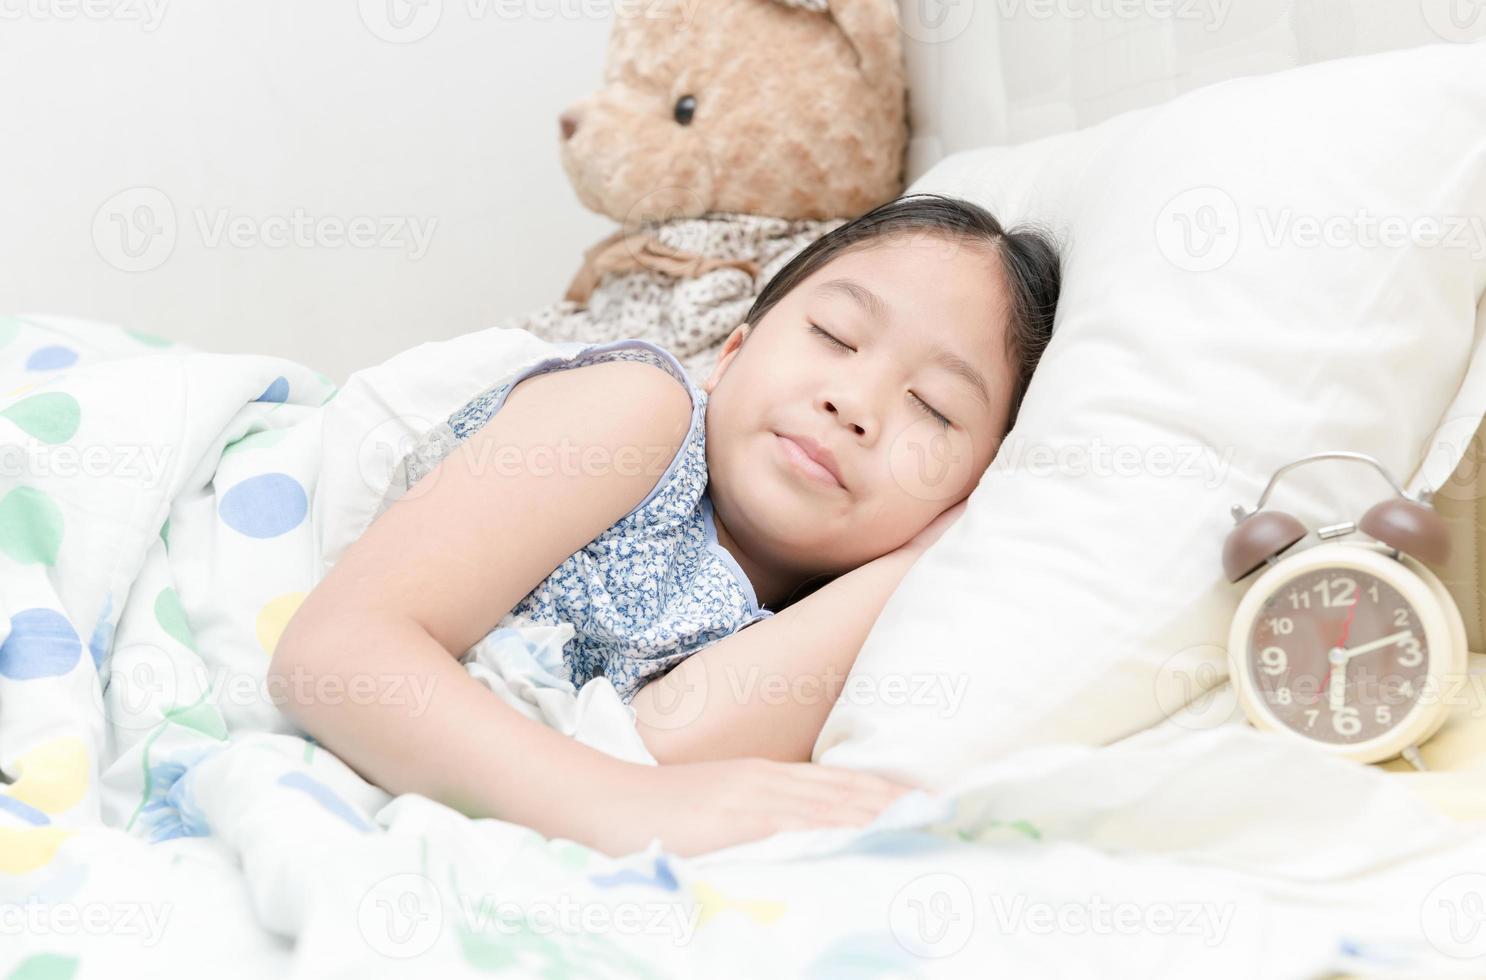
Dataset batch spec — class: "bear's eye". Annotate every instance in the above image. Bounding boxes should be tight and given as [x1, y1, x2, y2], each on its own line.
[673, 95, 696, 126]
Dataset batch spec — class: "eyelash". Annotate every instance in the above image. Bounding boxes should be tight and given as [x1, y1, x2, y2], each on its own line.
[809, 323, 952, 430]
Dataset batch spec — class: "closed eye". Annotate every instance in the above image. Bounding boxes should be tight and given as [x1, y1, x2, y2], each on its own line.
[812, 323, 953, 430]
[913, 394, 952, 430]
[810, 323, 854, 352]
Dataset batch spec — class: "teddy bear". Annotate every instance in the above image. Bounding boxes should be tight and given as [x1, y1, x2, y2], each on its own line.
[496, 0, 909, 386]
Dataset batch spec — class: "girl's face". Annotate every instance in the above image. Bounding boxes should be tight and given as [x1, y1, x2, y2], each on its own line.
[703, 233, 1015, 576]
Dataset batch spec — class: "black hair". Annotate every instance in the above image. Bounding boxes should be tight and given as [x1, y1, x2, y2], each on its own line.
[742, 192, 1061, 435]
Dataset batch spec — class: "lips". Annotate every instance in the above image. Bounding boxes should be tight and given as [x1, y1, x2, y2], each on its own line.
[775, 432, 846, 490]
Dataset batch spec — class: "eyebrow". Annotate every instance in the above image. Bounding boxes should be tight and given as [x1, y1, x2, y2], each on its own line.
[814, 278, 993, 411]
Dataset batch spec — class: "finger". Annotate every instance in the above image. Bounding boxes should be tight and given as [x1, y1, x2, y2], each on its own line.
[790, 763, 917, 799]
[776, 778, 909, 820]
[769, 809, 879, 836]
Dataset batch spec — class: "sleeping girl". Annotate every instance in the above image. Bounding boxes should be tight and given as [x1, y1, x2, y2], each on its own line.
[267, 192, 1061, 857]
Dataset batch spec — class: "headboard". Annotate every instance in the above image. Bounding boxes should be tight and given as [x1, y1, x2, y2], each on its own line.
[897, 0, 1486, 649]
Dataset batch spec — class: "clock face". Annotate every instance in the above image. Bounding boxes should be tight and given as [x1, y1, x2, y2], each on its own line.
[1246, 566, 1431, 745]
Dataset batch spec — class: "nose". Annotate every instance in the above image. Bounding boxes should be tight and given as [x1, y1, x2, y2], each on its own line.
[825, 398, 868, 438]
[559, 110, 579, 141]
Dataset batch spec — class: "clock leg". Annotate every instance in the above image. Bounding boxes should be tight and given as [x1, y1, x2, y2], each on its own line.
[1400, 744, 1430, 772]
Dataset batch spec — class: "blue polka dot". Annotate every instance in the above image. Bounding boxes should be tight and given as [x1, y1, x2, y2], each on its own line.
[89, 593, 114, 671]
[588, 856, 678, 892]
[25, 346, 78, 371]
[847, 830, 957, 857]
[277, 772, 371, 832]
[255, 377, 289, 403]
[0, 607, 82, 679]
[218, 473, 308, 538]
[0, 795, 49, 826]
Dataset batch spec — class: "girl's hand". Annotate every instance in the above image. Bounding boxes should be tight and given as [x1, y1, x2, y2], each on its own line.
[901, 498, 969, 557]
[598, 758, 914, 857]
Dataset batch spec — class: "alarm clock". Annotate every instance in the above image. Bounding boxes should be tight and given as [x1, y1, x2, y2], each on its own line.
[1222, 450, 1467, 766]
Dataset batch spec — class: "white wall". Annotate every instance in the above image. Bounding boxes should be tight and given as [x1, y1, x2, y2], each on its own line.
[1, 0, 617, 383]
[10, 1, 1482, 384]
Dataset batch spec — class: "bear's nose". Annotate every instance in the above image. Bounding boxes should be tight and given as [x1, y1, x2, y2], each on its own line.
[559, 111, 579, 141]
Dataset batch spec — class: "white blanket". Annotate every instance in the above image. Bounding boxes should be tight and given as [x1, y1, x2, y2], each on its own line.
[2, 314, 1483, 978]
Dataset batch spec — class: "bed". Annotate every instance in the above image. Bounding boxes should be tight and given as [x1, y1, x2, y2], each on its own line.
[5, 5, 1486, 979]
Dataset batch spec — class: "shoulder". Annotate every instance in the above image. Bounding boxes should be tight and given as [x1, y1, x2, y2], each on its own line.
[503, 355, 696, 447]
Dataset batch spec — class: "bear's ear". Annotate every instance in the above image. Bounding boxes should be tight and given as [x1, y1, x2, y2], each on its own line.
[771, 0, 903, 82]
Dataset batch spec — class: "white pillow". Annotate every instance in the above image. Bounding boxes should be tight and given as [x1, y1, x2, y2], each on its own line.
[814, 41, 1486, 786]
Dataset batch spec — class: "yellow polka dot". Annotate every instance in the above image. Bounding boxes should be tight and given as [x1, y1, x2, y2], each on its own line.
[0, 827, 73, 874]
[9, 736, 90, 815]
[256, 592, 307, 654]
[692, 880, 787, 929]
[2, 382, 38, 398]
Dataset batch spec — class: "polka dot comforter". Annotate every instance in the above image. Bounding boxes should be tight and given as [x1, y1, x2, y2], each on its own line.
[2, 315, 1478, 978]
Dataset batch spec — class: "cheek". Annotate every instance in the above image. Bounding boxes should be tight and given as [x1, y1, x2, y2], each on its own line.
[882, 419, 980, 507]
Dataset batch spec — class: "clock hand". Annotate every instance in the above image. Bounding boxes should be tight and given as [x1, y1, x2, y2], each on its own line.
[1328, 647, 1348, 712]
[1323, 628, 1415, 713]
[1315, 592, 1362, 705]
[1340, 629, 1415, 661]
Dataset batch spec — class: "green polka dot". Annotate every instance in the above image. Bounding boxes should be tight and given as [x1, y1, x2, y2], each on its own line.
[0, 486, 64, 566]
[222, 428, 288, 456]
[159, 518, 170, 547]
[153, 588, 196, 652]
[165, 698, 227, 740]
[548, 839, 593, 871]
[0, 316, 21, 349]
[320, 387, 339, 405]
[125, 328, 173, 348]
[6, 953, 80, 980]
[960, 818, 1042, 842]
[1, 392, 81, 445]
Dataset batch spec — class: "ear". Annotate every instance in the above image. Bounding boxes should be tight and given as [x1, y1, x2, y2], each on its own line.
[704, 323, 751, 394]
[821, 0, 904, 81]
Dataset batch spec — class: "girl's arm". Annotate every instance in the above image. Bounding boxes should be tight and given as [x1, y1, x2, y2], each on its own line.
[631, 500, 968, 764]
[268, 360, 909, 857]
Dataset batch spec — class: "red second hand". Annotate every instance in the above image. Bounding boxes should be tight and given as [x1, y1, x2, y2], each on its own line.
[1314, 589, 1361, 704]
